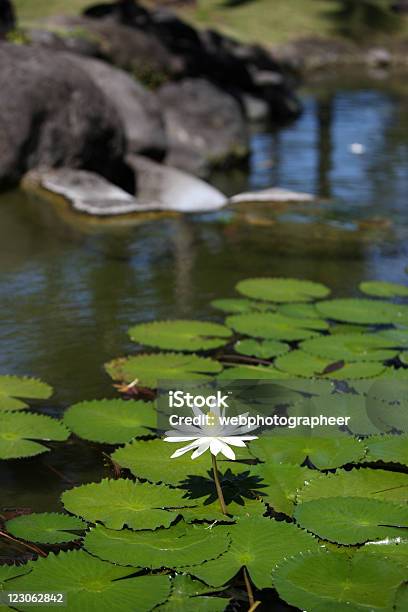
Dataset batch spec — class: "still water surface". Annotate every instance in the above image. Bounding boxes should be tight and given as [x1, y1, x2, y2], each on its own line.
[0, 71, 407, 526]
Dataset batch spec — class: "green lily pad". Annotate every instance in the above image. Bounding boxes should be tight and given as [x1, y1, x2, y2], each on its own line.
[300, 334, 399, 362]
[249, 433, 364, 469]
[400, 352, 408, 366]
[278, 303, 322, 319]
[364, 434, 408, 466]
[63, 399, 157, 444]
[273, 549, 406, 611]
[0, 564, 30, 585]
[179, 498, 267, 523]
[357, 540, 408, 565]
[84, 522, 229, 569]
[128, 320, 232, 352]
[0, 375, 52, 411]
[156, 575, 229, 612]
[252, 463, 317, 515]
[316, 299, 408, 325]
[226, 313, 326, 341]
[105, 353, 222, 388]
[298, 468, 408, 505]
[218, 364, 289, 379]
[111, 439, 251, 486]
[61, 478, 195, 531]
[329, 323, 368, 335]
[10, 550, 170, 612]
[359, 281, 408, 298]
[211, 298, 274, 314]
[234, 339, 290, 359]
[0, 412, 70, 460]
[5, 513, 87, 544]
[187, 517, 321, 589]
[294, 497, 408, 544]
[378, 328, 408, 347]
[294, 392, 381, 436]
[275, 350, 386, 379]
[236, 278, 330, 303]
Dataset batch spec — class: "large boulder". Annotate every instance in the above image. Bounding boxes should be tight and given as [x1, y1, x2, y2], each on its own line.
[0, 42, 129, 189]
[64, 54, 167, 159]
[82, 2, 301, 120]
[158, 78, 248, 176]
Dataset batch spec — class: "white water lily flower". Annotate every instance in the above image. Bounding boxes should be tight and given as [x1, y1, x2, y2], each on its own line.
[164, 402, 258, 460]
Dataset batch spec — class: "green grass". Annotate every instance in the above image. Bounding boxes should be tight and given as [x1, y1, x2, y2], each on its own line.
[179, 0, 335, 45]
[14, 0, 408, 45]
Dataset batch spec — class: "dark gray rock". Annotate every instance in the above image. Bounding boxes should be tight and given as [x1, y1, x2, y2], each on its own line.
[28, 27, 101, 57]
[158, 78, 248, 176]
[0, 42, 128, 189]
[64, 54, 167, 159]
[0, 0, 15, 38]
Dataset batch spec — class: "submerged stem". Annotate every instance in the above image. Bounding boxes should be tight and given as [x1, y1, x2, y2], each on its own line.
[211, 454, 228, 515]
[243, 566, 255, 608]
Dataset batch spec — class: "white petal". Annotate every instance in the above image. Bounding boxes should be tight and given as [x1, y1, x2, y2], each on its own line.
[170, 440, 200, 458]
[164, 436, 200, 443]
[220, 436, 258, 446]
[209, 438, 224, 456]
[191, 439, 211, 459]
[217, 440, 236, 460]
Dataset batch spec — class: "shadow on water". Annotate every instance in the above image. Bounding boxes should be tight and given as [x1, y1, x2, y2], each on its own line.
[0, 69, 407, 518]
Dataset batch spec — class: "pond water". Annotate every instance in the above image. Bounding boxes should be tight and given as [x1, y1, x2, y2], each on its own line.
[0, 70, 407, 536]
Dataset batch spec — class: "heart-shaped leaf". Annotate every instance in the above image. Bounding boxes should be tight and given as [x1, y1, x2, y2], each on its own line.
[63, 399, 157, 444]
[128, 320, 232, 352]
[273, 549, 406, 611]
[364, 434, 408, 466]
[0, 412, 69, 460]
[359, 281, 408, 298]
[275, 350, 386, 379]
[84, 522, 230, 568]
[187, 517, 321, 589]
[295, 497, 408, 544]
[316, 299, 408, 325]
[236, 278, 330, 303]
[10, 550, 170, 611]
[226, 313, 325, 341]
[61, 478, 195, 530]
[234, 339, 290, 359]
[105, 353, 222, 388]
[0, 375, 52, 411]
[300, 334, 399, 362]
[5, 513, 87, 544]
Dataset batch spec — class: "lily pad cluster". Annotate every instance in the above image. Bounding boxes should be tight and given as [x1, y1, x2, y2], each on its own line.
[2, 277, 408, 611]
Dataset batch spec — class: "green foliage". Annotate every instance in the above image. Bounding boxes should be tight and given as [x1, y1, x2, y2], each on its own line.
[10, 550, 171, 611]
[5, 513, 87, 544]
[84, 522, 230, 569]
[226, 312, 325, 341]
[359, 280, 408, 298]
[252, 463, 317, 515]
[0, 375, 52, 411]
[295, 497, 408, 544]
[273, 549, 407, 611]
[379, 327, 408, 347]
[211, 298, 275, 313]
[298, 467, 408, 504]
[364, 433, 408, 466]
[275, 350, 386, 378]
[156, 575, 229, 612]
[128, 320, 232, 352]
[105, 353, 222, 388]
[234, 338, 290, 358]
[316, 298, 408, 324]
[236, 277, 330, 302]
[218, 364, 289, 379]
[63, 399, 157, 443]
[188, 517, 321, 588]
[300, 333, 399, 362]
[61, 478, 195, 531]
[0, 412, 69, 459]
[111, 438, 250, 485]
[249, 432, 365, 469]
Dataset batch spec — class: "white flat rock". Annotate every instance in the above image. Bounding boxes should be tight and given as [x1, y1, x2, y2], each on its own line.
[230, 187, 314, 204]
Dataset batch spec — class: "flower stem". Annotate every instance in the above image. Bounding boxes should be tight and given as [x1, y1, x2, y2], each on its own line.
[243, 566, 255, 608]
[211, 454, 228, 515]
